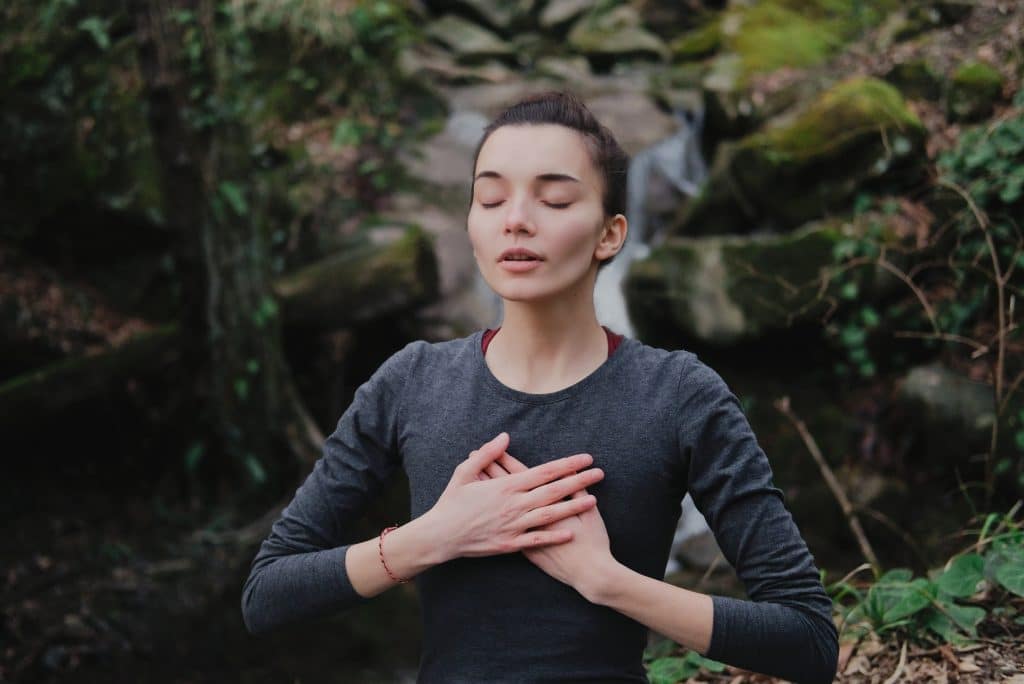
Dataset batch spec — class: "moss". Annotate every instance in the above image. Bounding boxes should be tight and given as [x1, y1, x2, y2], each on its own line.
[741, 77, 923, 163]
[677, 78, 926, 234]
[670, 19, 722, 62]
[723, 0, 898, 82]
[625, 221, 848, 345]
[884, 59, 942, 101]
[947, 60, 1004, 122]
[952, 60, 1004, 90]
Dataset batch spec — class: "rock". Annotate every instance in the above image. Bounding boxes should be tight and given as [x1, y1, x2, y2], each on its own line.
[584, 90, 679, 153]
[883, 59, 942, 101]
[946, 60, 1004, 123]
[538, 0, 591, 31]
[670, 19, 722, 62]
[567, 5, 669, 68]
[633, 0, 727, 39]
[534, 55, 592, 82]
[700, 54, 806, 149]
[424, 15, 514, 64]
[439, 0, 534, 33]
[680, 77, 926, 236]
[398, 42, 514, 85]
[624, 221, 849, 347]
[891, 361, 995, 471]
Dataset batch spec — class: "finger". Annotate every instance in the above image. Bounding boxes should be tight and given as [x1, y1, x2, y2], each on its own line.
[513, 528, 573, 550]
[518, 494, 596, 529]
[477, 472, 489, 481]
[522, 468, 604, 509]
[497, 450, 529, 474]
[456, 432, 510, 482]
[484, 461, 510, 479]
[508, 453, 594, 491]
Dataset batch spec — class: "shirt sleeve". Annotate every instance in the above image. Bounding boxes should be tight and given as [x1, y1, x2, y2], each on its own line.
[240, 343, 415, 636]
[676, 357, 839, 684]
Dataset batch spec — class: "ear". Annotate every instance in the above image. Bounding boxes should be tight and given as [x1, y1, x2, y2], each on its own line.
[594, 214, 627, 262]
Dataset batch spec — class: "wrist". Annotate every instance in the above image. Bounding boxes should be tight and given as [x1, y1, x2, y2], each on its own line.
[408, 509, 456, 565]
[578, 557, 629, 606]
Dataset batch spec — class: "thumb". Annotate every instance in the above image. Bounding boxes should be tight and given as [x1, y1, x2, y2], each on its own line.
[458, 432, 510, 482]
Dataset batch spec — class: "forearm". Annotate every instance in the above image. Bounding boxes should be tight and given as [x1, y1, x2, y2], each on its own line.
[346, 512, 450, 597]
[584, 561, 713, 654]
[584, 562, 837, 684]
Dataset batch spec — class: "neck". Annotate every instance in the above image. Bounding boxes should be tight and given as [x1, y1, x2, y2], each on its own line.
[486, 276, 609, 394]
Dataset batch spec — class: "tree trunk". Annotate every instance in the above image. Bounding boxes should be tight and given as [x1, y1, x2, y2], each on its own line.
[133, 0, 295, 499]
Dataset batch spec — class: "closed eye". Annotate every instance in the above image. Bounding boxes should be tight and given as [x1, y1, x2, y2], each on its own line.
[478, 200, 572, 209]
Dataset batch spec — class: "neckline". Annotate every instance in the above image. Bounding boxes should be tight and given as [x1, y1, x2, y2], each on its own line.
[473, 328, 634, 405]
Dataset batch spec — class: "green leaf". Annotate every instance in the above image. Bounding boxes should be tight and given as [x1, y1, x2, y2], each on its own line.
[942, 601, 986, 636]
[991, 548, 1024, 597]
[643, 639, 675, 663]
[78, 17, 110, 50]
[184, 442, 204, 473]
[234, 377, 249, 400]
[219, 181, 248, 216]
[880, 568, 913, 583]
[244, 455, 267, 484]
[832, 239, 859, 261]
[840, 325, 866, 347]
[646, 656, 698, 684]
[840, 281, 859, 300]
[924, 609, 970, 645]
[936, 554, 984, 597]
[881, 578, 933, 623]
[333, 119, 363, 147]
[686, 651, 726, 673]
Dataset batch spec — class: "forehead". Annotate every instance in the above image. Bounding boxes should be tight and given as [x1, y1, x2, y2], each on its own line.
[475, 124, 596, 181]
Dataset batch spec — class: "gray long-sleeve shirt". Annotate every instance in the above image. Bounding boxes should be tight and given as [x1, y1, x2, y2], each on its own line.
[241, 332, 838, 683]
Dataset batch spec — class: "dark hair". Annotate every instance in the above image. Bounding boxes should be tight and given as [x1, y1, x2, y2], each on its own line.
[470, 91, 629, 268]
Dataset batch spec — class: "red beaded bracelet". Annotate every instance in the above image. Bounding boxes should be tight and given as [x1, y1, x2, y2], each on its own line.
[378, 525, 409, 584]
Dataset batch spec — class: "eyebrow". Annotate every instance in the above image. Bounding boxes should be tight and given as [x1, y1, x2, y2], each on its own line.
[473, 171, 581, 184]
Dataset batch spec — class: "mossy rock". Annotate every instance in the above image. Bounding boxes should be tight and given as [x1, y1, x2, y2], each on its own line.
[670, 19, 722, 62]
[567, 5, 669, 67]
[437, 0, 535, 34]
[700, 54, 810, 152]
[424, 15, 515, 64]
[538, 0, 592, 31]
[624, 221, 853, 347]
[680, 77, 926, 235]
[946, 60, 1004, 123]
[883, 59, 942, 101]
[719, 0, 897, 83]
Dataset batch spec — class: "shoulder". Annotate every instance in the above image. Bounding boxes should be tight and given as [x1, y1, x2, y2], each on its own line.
[372, 332, 480, 387]
[620, 338, 727, 397]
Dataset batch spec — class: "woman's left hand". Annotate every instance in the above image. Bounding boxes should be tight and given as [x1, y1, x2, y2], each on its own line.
[481, 450, 618, 601]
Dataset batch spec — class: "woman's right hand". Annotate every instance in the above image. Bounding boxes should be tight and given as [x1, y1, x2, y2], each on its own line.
[424, 432, 603, 562]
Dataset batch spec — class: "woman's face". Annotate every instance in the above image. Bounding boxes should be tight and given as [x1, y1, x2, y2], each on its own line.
[467, 124, 620, 304]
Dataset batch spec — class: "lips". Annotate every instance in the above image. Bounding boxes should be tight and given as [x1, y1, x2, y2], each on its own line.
[499, 247, 543, 262]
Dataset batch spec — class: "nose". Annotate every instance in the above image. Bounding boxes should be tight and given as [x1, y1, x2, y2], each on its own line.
[502, 194, 535, 236]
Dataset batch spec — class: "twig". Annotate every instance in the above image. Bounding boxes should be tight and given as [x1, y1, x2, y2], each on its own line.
[882, 641, 907, 684]
[855, 506, 930, 568]
[774, 396, 880, 572]
[696, 553, 724, 592]
[891, 329, 990, 356]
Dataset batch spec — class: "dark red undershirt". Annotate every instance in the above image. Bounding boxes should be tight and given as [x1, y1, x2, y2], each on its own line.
[481, 326, 624, 358]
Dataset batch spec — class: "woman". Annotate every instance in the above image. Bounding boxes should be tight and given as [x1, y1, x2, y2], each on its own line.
[242, 92, 839, 683]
